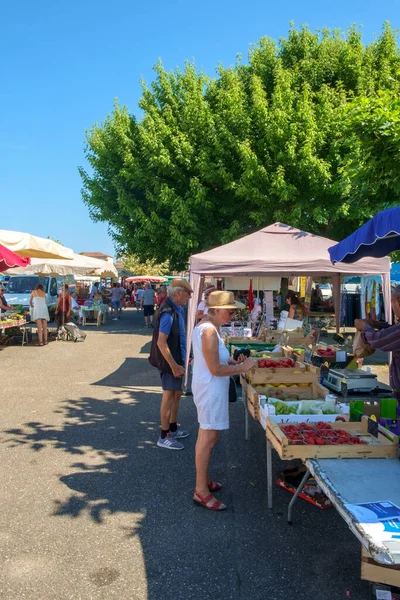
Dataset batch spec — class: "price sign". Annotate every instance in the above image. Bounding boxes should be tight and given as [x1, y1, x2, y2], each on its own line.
[368, 416, 379, 438]
[304, 346, 314, 363]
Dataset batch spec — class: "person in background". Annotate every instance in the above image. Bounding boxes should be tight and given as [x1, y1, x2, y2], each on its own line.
[118, 283, 126, 313]
[192, 291, 255, 510]
[196, 286, 216, 321]
[106, 282, 122, 320]
[286, 294, 308, 320]
[30, 283, 50, 346]
[0, 286, 11, 315]
[89, 281, 101, 300]
[142, 282, 156, 327]
[355, 285, 400, 396]
[149, 278, 193, 450]
[70, 292, 83, 325]
[156, 284, 168, 308]
[136, 286, 144, 311]
[55, 284, 72, 329]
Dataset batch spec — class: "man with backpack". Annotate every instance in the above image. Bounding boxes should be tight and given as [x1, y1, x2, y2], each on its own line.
[149, 278, 193, 450]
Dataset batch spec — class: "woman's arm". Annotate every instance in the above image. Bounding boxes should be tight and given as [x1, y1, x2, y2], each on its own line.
[202, 328, 253, 377]
[30, 292, 34, 308]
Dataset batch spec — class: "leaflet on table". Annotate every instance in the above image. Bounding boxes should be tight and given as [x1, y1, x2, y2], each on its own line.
[344, 501, 400, 523]
[344, 502, 400, 545]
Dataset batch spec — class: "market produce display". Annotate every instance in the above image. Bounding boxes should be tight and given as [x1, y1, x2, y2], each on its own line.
[257, 358, 295, 368]
[280, 423, 367, 445]
[317, 347, 335, 357]
[266, 416, 398, 460]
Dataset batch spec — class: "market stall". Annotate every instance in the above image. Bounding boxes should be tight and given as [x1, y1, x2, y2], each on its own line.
[6, 253, 116, 337]
[187, 222, 391, 377]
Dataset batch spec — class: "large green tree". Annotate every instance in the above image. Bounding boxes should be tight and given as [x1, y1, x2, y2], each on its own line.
[80, 23, 400, 270]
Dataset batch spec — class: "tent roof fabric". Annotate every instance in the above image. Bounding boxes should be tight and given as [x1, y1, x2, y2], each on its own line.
[190, 223, 390, 276]
[6, 253, 117, 278]
[0, 230, 74, 260]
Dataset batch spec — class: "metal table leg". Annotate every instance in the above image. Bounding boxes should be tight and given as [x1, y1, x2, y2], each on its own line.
[287, 468, 310, 525]
[244, 398, 250, 441]
[266, 437, 273, 509]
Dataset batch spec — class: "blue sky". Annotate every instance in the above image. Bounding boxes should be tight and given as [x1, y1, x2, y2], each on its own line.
[1, 0, 398, 259]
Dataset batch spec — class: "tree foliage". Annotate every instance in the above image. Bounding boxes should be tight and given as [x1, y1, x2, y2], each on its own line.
[80, 23, 400, 269]
[122, 253, 170, 276]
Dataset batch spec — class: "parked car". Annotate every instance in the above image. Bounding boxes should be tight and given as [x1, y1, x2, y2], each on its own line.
[5, 275, 61, 313]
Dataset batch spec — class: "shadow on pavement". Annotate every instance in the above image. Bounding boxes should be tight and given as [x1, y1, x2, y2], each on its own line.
[93, 357, 160, 388]
[3, 385, 370, 600]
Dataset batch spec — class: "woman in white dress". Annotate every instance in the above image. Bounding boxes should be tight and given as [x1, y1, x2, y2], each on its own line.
[192, 291, 255, 511]
[30, 283, 50, 346]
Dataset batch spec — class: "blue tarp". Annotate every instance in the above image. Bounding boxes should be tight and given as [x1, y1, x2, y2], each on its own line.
[329, 207, 400, 264]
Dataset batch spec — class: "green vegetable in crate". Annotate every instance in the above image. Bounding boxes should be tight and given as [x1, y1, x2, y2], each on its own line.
[272, 401, 298, 415]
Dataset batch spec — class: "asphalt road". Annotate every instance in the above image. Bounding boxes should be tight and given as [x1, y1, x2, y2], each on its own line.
[0, 308, 370, 599]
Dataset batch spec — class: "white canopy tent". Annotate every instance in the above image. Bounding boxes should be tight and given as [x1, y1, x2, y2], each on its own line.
[7, 253, 117, 279]
[187, 223, 391, 373]
[0, 230, 74, 260]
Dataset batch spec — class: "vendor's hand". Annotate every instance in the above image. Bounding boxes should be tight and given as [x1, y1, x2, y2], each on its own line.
[240, 358, 257, 372]
[354, 319, 367, 331]
[172, 364, 185, 378]
[366, 318, 382, 329]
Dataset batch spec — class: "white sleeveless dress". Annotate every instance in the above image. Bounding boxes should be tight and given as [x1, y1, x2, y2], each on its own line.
[31, 294, 50, 321]
[192, 322, 230, 430]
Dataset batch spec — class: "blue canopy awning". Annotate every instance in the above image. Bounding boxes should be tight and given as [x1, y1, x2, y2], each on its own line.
[328, 207, 400, 264]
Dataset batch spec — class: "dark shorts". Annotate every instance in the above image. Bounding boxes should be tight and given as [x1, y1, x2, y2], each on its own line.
[143, 305, 154, 317]
[159, 370, 184, 391]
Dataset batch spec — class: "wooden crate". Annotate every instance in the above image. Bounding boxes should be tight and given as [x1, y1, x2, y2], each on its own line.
[231, 344, 284, 359]
[247, 396, 260, 420]
[247, 381, 327, 404]
[246, 361, 319, 386]
[282, 345, 306, 362]
[262, 330, 315, 347]
[266, 416, 399, 460]
[361, 547, 400, 586]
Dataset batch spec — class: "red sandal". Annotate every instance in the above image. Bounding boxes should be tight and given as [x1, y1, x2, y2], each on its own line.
[193, 491, 226, 511]
[208, 481, 222, 492]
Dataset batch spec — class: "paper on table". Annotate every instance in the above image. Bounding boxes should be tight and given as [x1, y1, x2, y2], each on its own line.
[345, 502, 400, 546]
[345, 501, 400, 523]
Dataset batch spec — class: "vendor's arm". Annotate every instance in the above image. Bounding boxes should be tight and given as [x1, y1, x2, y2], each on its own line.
[361, 321, 400, 353]
[157, 312, 185, 378]
[202, 328, 255, 376]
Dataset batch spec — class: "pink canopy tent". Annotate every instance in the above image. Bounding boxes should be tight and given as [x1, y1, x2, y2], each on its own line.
[186, 223, 391, 374]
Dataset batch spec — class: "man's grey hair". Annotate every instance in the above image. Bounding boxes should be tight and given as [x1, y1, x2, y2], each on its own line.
[168, 286, 187, 297]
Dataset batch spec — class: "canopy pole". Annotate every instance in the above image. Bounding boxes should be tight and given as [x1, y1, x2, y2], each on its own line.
[332, 274, 341, 334]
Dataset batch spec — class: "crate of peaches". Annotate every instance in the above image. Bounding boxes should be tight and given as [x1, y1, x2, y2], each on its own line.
[246, 358, 319, 386]
[266, 416, 398, 460]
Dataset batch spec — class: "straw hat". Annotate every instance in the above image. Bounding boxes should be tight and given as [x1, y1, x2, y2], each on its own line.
[206, 291, 245, 309]
[170, 278, 193, 293]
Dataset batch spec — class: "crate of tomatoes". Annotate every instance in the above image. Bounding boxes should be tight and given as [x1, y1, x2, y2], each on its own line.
[266, 416, 398, 460]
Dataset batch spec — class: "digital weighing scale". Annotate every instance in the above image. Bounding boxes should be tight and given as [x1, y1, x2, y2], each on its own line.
[324, 368, 378, 394]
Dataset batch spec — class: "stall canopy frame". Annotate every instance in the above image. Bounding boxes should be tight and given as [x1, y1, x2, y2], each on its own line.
[186, 222, 391, 377]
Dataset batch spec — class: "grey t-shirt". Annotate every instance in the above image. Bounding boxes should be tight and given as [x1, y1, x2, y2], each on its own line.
[143, 288, 155, 305]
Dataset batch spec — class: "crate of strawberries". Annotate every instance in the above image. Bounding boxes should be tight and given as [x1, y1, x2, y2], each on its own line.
[266, 416, 398, 460]
[246, 358, 319, 386]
